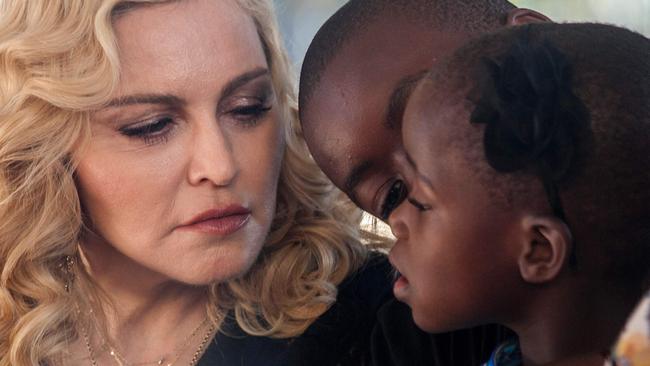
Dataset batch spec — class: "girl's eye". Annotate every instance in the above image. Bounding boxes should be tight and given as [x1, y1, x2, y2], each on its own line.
[380, 179, 408, 220]
[119, 116, 176, 145]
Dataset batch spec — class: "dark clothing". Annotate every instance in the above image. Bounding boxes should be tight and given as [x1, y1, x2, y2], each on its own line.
[371, 299, 513, 366]
[197, 254, 513, 366]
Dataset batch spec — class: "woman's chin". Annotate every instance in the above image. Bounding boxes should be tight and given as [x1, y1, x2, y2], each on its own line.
[150, 244, 259, 286]
[183, 255, 261, 286]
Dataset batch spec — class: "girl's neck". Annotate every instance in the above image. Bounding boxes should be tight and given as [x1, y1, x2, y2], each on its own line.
[510, 282, 639, 366]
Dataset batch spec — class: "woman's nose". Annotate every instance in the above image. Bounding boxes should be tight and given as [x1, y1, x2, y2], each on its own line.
[187, 118, 238, 187]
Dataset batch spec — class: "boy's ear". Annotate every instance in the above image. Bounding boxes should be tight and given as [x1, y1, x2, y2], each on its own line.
[516, 215, 572, 284]
[505, 8, 551, 26]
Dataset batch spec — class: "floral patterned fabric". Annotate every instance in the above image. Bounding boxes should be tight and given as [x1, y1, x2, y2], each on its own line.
[482, 339, 521, 366]
[606, 293, 650, 366]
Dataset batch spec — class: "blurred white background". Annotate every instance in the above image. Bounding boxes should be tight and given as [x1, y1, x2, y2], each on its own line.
[274, 0, 650, 66]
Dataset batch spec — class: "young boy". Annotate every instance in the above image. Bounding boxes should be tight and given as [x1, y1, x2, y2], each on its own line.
[387, 22, 650, 365]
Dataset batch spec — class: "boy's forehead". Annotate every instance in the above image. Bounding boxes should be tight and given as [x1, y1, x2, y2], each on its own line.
[304, 17, 470, 134]
[300, 15, 472, 204]
[338, 17, 468, 67]
[345, 17, 430, 57]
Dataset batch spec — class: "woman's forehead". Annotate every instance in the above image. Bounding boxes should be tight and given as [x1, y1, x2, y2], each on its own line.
[111, 0, 266, 98]
[113, 0, 258, 65]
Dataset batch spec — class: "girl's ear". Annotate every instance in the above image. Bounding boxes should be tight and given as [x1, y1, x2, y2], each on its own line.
[516, 215, 572, 284]
[505, 8, 551, 26]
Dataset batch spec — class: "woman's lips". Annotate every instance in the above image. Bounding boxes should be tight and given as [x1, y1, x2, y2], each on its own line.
[178, 206, 251, 236]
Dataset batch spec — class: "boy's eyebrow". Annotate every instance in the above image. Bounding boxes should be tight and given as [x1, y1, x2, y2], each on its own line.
[344, 160, 373, 205]
[385, 70, 429, 129]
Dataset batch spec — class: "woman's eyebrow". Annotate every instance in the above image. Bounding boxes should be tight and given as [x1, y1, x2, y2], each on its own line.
[105, 94, 185, 108]
[220, 67, 270, 98]
[102, 68, 269, 109]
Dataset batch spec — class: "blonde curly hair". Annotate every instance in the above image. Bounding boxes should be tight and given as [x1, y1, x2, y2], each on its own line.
[0, 0, 380, 364]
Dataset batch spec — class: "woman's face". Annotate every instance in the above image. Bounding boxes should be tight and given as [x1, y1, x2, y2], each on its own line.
[75, 0, 285, 285]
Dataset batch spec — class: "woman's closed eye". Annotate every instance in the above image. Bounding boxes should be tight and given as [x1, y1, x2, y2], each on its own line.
[222, 80, 276, 127]
[228, 101, 273, 126]
[380, 179, 408, 220]
[119, 115, 177, 145]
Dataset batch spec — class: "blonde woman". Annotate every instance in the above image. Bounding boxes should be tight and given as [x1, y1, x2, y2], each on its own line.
[0, 0, 394, 365]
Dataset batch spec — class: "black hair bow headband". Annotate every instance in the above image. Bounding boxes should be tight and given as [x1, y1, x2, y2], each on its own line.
[469, 32, 591, 266]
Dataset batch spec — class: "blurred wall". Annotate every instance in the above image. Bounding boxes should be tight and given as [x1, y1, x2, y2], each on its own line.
[273, 0, 346, 67]
[513, 0, 649, 36]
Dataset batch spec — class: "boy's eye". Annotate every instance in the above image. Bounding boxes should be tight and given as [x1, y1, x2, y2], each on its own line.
[380, 180, 408, 220]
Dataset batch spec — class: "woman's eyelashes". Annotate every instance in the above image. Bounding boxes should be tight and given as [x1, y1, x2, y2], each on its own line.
[117, 92, 273, 145]
[227, 100, 272, 126]
[119, 115, 177, 145]
[222, 82, 275, 126]
[380, 179, 408, 220]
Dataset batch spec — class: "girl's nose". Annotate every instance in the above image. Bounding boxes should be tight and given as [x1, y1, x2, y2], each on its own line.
[388, 202, 410, 240]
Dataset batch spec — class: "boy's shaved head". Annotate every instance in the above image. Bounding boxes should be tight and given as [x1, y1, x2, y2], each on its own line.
[299, 0, 515, 110]
[298, 0, 547, 218]
[420, 23, 650, 284]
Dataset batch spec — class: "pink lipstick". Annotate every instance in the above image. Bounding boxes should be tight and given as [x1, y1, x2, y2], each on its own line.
[178, 205, 251, 236]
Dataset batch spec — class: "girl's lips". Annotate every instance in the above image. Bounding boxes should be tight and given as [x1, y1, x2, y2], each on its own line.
[393, 272, 410, 300]
[388, 249, 410, 300]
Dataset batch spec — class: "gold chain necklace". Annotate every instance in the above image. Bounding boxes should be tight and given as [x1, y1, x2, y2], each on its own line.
[101, 317, 209, 366]
[80, 313, 216, 366]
